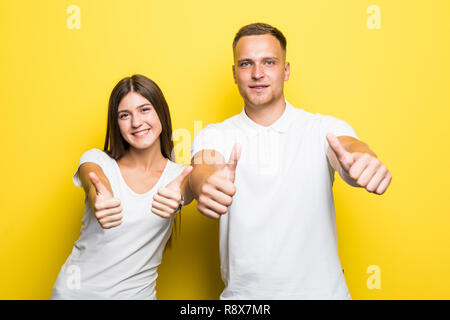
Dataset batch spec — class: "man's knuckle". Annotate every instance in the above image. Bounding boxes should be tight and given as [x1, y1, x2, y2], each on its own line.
[219, 207, 228, 214]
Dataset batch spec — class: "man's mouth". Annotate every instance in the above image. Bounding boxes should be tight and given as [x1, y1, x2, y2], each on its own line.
[132, 128, 150, 137]
[249, 85, 269, 91]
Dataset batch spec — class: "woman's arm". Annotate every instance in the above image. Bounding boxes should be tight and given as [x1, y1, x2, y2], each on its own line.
[78, 162, 123, 229]
[78, 162, 113, 210]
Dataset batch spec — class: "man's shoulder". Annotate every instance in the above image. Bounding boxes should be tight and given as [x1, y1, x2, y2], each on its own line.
[199, 113, 242, 133]
[288, 103, 344, 125]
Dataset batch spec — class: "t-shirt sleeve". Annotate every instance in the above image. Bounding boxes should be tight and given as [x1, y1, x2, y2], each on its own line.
[319, 115, 359, 154]
[191, 124, 230, 161]
[72, 149, 110, 188]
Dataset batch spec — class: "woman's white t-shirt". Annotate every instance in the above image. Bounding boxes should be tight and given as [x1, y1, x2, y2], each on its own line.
[51, 149, 185, 300]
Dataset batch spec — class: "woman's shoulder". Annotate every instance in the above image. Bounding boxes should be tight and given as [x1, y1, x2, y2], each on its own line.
[80, 148, 113, 162]
[77, 148, 116, 171]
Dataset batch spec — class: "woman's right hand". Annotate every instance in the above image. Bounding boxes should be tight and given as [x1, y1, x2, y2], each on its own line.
[88, 172, 123, 229]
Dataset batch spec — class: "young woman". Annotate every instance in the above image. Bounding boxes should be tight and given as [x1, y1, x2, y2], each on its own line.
[51, 74, 193, 299]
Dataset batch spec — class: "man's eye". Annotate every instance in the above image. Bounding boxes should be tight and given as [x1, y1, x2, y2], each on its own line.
[240, 62, 250, 67]
[265, 60, 275, 65]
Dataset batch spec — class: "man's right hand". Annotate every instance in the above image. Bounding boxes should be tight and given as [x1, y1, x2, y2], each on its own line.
[196, 144, 241, 219]
[88, 172, 123, 229]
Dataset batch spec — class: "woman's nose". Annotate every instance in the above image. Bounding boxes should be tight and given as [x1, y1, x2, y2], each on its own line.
[131, 114, 143, 128]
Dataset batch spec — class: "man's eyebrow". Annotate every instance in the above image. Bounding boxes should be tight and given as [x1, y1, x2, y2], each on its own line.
[118, 103, 151, 113]
[237, 56, 279, 63]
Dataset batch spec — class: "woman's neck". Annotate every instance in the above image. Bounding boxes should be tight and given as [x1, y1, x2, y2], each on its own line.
[119, 142, 166, 172]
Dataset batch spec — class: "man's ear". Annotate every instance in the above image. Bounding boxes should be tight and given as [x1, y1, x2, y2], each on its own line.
[284, 61, 290, 81]
[232, 65, 237, 84]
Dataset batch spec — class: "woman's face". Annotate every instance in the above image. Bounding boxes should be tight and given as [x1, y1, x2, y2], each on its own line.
[117, 92, 163, 151]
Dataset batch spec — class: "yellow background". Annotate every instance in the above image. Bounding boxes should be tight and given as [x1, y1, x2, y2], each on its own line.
[1, 0, 449, 299]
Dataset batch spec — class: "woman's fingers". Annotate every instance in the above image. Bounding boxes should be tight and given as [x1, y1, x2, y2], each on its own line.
[102, 220, 123, 229]
[151, 206, 172, 219]
[98, 212, 123, 225]
[153, 190, 180, 209]
[152, 200, 176, 214]
[94, 197, 121, 211]
[93, 197, 123, 229]
[95, 204, 123, 220]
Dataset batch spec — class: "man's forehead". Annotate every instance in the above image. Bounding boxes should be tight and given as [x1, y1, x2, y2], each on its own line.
[234, 34, 284, 60]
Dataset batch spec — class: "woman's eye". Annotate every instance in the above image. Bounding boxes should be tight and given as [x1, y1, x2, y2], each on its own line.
[142, 107, 151, 112]
[119, 113, 128, 119]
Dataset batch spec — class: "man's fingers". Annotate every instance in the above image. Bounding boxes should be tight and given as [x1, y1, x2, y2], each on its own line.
[348, 153, 371, 181]
[207, 175, 236, 197]
[89, 172, 109, 196]
[198, 195, 229, 215]
[197, 203, 221, 219]
[366, 166, 388, 193]
[356, 158, 381, 187]
[201, 184, 233, 207]
[376, 173, 392, 195]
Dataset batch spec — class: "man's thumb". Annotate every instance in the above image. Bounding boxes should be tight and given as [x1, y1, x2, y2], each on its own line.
[326, 133, 347, 159]
[225, 144, 241, 180]
[326, 133, 353, 171]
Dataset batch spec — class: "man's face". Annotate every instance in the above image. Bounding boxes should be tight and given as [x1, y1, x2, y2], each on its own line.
[233, 34, 290, 108]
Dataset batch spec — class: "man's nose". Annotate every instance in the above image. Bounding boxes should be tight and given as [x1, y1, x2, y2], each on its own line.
[251, 63, 264, 80]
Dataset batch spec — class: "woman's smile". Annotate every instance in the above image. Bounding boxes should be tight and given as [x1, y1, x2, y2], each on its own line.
[132, 128, 151, 137]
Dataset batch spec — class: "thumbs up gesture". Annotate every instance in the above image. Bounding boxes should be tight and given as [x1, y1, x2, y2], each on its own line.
[88, 172, 123, 229]
[326, 133, 392, 195]
[151, 166, 193, 219]
[196, 144, 241, 219]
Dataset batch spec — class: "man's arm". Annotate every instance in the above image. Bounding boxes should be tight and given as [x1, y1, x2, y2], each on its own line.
[326, 134, 392, 194]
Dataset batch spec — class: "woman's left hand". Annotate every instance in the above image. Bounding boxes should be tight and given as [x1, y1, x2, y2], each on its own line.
[151, 166, 193, 218]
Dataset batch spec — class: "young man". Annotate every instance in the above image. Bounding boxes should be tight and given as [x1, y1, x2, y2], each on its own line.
[189, 23, 392, 299]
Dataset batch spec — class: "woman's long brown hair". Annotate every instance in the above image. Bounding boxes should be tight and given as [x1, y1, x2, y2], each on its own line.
[103, 74, 179, 248]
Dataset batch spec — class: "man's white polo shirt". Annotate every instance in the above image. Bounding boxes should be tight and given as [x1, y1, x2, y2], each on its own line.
[191, 100, 358, 299]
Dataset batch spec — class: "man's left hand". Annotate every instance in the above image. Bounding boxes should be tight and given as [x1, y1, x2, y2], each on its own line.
[326, 133, 392, 195]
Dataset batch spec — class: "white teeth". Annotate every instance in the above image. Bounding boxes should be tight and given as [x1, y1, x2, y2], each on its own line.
[133, 129, 149, 136]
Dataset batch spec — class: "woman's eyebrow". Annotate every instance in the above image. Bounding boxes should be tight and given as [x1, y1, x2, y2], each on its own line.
[118, 103, 151, 113]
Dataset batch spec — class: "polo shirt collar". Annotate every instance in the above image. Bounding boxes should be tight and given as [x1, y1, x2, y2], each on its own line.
[240, 99, 295, 134]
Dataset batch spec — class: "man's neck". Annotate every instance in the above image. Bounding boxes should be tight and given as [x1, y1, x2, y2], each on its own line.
[244, 97, 286, 127]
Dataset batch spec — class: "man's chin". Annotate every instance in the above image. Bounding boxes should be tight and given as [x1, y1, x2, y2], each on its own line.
[245, 95, 273, 108]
